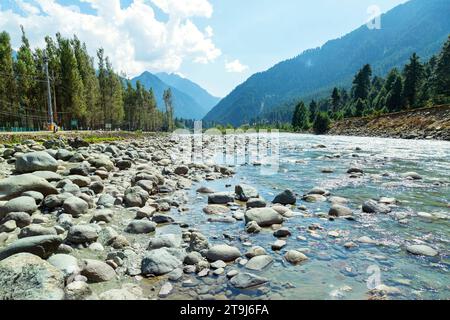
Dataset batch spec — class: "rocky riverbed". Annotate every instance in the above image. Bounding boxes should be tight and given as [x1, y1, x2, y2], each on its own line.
[0, 133, 448, 300]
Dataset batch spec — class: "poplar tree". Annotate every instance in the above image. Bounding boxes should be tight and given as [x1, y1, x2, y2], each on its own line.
[403, 53, 424, 108]
[0, 31, 17, 127]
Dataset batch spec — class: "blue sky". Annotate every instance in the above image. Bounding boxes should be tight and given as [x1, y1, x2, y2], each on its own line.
[0, 0, 408, 97]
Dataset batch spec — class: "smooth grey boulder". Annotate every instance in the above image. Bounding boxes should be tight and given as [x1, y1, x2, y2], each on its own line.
[141, 248, 183, 276]
[230, 273, 268, 289]
[0, 253, 65, 300]
[246, 198, 267, 208]
[31, 171, 62, 182]
[147, 234, 181, 250]
[18, 224, 57, 239]
[97, 194, 115, 207]
[245, 255, 273, 271]
[81, 259, 116, 283]
[244, 208, 283, 227]
[272, 189, 296, 205]
[235, 184, 259, 202]
[0, 174, 57, 201]
[91, 209, 114, 223]
[0, 196, 37, 217]
[1, 212, 32, 228]
[0, 235, 62, 261]
[66, 225, 98, 244]
[362, 200, 392, 214]
[63, 197, 89, 217]
[124, 186, 149, 208]
[125, 220, 156, 234]
[208, 192, 234, 205]
[406, 244, 438, 257]
[329, 204, 353, 217]
[206, 244, 241, 262]
[48, 254, 81, 279]
[15, 151, 59, 173]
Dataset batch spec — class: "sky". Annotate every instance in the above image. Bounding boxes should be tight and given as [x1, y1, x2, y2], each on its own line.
[0, 0, 409, 97]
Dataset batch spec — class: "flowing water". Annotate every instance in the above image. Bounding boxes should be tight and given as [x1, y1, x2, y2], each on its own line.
[165, 133, 450, 300]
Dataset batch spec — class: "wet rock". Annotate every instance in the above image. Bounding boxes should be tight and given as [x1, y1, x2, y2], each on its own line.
[174, 165, 189, 176]
[272, 189, 296, 205]
[15, 151, 58, 173]
[246, 198, 267, 208]
[203, 204, 230, 215]
[0, 174, 58, 201]
[402, 172, 422, 180]
[273, 227, 291, 238]
[285, 250, 308, 264]
[206, 244, 241, 262]
[303, 194, 327, 202]
[63, 197, 89, 217]
[0, 220, 16, 233]
[136, 206, 156, 219]
[230, 273, 268, 289]
[347, 167, 364, 174]
[97, 194, 116, 207]
[0, 196, 37, 217]
[184, 251, 204, 265]
[406, 244, 438, 257]
[188, 232, 210, 252]
[196, 186, 215, 194]
[67, 225, 98, 244]
[245, 221, 262, 234]
[245, 246, 267, 259]
[0, 235, 62, 261]
[208, 192, 234, 205]
[125, 220, 156, 234]
[0, 253, 64, 300]
[244, 208, 283, 227]
[362, 200, 391, 214]
[88, 156, 114, 171]
[1, 212, 31, 228]
[81, 259, 116, 283]
[152, 214, 174, 224]
[159, 281, 173, 298]
[329, 204, 353, 217]
[141, 248, 184, 276]
[271, 240, 286, 251]
[245, 255, 273, 271]
[235, 184, 259, 202]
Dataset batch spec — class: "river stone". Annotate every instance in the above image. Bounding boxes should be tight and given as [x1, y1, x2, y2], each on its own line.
[329, 204, 353, 217]
[244, 208, 283, 227]
[235, 184, 259, 202]
[184, 251, 204, 265]
[63, 197, 89, 217]
[273, 227, 292, 238]
[0, 235, 62, 261]
[32, 171, 62, 182]
[125, 220, 156, 234]
[147, 234, 181, 250]
[303, 194, 327, 202]
[272, 189, 296, 205]
[19, 224, 57, 239]
[206, 244, 241, 262]
[230, 273, 268, 289]
[67, 175, 91, 188]
[208, 192, 234, 205]
[48, 254, 81, 279]
[136, 206, 157, 219]
[285, 250, 308, 264]
[203, 204, 230, 215]
[0, 196, 37, 217]
[97, 194, 115, 207]
[247, 198, 267, 208]
[245, 255, 273, 271]
[65, 281, 92, 300]
[196, 186, 215, 194]
[81, 259, 116, 283]
[91, 209, 114, 223]
[246, 221, 262, 234]
[347, 167, 364, 174]
[402, 172, 423, 180]
[245, 246, 267, 259]
[124, 186, 149, 208]
[0, 220, 16, 233]
[1, 212, 32, 228]
[15, 151, 59, 173]
[67, 225, 98, 244]
[174, 165, 189, 176]
[89, 156, 115, 171]
[141, 248, 183, 276]
[0, 253, 64, 300]
[271, 240, 286, 251]
[362, 200, 392, 214]
[406, 245, 438, 257]
[0, 174, 58, 201]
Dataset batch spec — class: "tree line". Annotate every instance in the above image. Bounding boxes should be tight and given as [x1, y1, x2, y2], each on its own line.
[0, 28, 175, 131]
[292, 35, 450, 134]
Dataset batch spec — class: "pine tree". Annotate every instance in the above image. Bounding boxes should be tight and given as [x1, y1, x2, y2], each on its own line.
[0, 31, 17, 128]
[309, 99, 318, 123]
[432, 36, 450, 102]
[163, 88, 174, 131]
[313, 112, 331, 134]
[384, 69, 404, 112]
[331, 87, 341, 113]
[403, 53, 424, 109]
[291, 101, 309, 131]
[352, 64, 372, 101]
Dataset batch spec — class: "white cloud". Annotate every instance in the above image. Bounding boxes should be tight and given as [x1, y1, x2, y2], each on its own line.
[225, 59, 249, 73]
[0, 0, 221, 77]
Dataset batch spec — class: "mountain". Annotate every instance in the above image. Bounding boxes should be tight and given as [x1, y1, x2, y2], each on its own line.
[204, 0, 450, 126]
[130, 71, 207, 120]
[156, 72, 220, 113]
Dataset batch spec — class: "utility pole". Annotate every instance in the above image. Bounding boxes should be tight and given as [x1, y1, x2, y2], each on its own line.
[43, 50, 54, 131]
